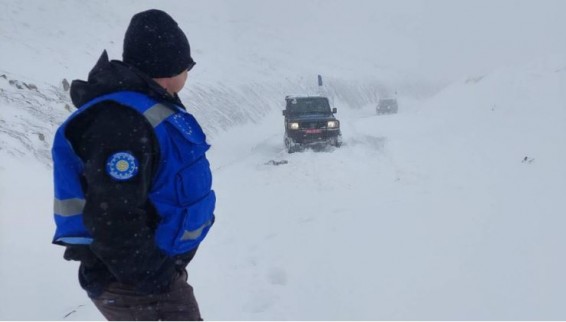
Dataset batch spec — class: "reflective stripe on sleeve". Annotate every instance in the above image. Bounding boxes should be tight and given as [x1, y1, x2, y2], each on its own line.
[54, 236, 93, 245]
[180, 219, 213, 241]
[54, 198, 85, 217]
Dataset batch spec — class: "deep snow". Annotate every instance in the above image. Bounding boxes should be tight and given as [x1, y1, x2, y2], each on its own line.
[1, 0, 566, 320]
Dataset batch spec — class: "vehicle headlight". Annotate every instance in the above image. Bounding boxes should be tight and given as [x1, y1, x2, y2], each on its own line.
[327, 121, 338, 128]
[289, 122, 299, 130]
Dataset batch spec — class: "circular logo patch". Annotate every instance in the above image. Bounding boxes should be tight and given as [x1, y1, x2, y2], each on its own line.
[106, 152, 139, 181]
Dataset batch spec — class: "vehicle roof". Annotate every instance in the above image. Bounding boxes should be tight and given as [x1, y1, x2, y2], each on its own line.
[285, 95, 328, 100]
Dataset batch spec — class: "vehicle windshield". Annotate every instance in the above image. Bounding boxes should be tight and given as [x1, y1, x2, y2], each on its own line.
[286, 97, 331, 115]
[379, 99, 397, 107]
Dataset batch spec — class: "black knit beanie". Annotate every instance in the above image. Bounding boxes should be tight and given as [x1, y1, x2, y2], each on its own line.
[123, 9, 195, 78]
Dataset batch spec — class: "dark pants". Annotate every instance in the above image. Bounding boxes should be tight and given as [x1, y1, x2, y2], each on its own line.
[91, 271, 202, 321]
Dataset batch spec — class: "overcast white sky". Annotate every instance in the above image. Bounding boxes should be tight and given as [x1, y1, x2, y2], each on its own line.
[228, 0, 566, 81]
[125, 0, 566, 82]
[1, 0, 564, 84]
[412, 0, 566, 80]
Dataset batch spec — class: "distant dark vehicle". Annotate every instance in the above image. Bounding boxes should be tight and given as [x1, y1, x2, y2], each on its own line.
[376, 98, 398, 114]
[282, 96, 342, 153]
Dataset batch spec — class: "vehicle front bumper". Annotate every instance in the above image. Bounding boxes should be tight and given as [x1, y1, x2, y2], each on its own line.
[287, 128, 341, 144]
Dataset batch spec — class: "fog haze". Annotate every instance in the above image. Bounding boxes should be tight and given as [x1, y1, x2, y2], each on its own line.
[1, 1, 566, 320]
[2, 0, 564, 85]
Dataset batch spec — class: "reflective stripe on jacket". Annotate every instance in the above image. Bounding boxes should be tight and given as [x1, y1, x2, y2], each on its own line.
[52, 91, 215, 255]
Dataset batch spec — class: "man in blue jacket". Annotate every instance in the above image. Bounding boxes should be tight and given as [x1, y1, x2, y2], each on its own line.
[52, 9, 215, 320]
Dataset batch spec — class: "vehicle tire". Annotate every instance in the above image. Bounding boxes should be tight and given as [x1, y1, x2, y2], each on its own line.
[331, 136, 342, 148]
[285, 136, 298, 153]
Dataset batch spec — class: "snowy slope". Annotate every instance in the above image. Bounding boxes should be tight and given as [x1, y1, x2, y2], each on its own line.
[193, 58, 566, 320]
[1, 0, 566, 320]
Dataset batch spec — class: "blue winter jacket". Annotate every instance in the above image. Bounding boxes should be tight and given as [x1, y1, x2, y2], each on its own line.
[52, 91, 215, 255]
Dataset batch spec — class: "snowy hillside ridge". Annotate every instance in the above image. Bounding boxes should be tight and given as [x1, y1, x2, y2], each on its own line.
[394, 56, 566, 194]
[2, 54, 561, 168]
[186, 76, 401, 135]
[0, 69, 398, 166]
[421, 55, 566, 116]
[0, 70, 71, 166]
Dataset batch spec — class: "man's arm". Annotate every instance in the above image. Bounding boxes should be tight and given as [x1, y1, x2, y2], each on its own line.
[66, 102, 176, 294]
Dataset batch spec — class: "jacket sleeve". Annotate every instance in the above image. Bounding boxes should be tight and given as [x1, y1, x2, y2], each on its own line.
[66, 102, 176, 294]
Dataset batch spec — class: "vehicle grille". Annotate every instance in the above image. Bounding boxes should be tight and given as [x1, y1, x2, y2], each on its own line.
[299, 121, 326, 129]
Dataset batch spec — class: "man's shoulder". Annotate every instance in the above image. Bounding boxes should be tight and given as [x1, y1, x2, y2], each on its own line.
[66, 100, 153, 144]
